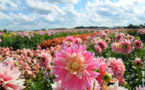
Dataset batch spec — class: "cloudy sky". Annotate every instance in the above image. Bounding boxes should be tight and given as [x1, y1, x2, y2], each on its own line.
[0, 0, 145, 30]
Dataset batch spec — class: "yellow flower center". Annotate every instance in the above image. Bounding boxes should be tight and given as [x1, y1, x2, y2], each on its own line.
[115, 43, 121, 49]
[71, 62, 79, 70]
[65, 53, 87, 75]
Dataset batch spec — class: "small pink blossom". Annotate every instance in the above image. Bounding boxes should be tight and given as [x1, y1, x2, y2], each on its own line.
[96, 40, 108, 50]
[133, 40, 143, 49]
[107, 81, 127, 90]
[111, 42, 122, 53]
[120, 40, 132, 54]
[136, 85, 145, 90]
[0, 39, 2, 42]
[134, 58, 143, 67]
[94, 45, 102, 55]
[109, 58, 125, 78]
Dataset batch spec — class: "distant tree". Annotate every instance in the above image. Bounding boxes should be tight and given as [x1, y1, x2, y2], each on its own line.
[127, 24, 139, 29]
[3, 29, 7, 33]
[127, 24, 134, 29]
[42, 28, 46, 31]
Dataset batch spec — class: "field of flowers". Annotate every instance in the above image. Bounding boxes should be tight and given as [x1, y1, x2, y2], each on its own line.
[0, 29, 145, 90]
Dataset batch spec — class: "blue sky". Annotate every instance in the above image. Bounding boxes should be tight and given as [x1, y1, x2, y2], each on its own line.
[0, 0, 145, 30]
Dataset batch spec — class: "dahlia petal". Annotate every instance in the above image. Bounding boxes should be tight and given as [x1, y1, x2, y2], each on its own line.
[0, 64, 4, 78]
[11, 72, 21, 80]
[80, 64, 87, 70]
[84, 52, 94, 64]
[87, 60, 100, 69]
[82, 70, 90, 76]
[79, 57, 84, 63]
[77, 50, 83, 60]
[76, 71, 82, 79]
[73, 44, 78, 53]
[83, 77, 92, 88]
[59, 57, 67, 65]
[70, 70, 77, 74]
[72, 53, 77, 61]
[64, 51, 72, 61]
[65, 72, 73, 81]
[54, 71, 67, 82]
[88, 71, 100, 78]
[65, 66, 70, 70]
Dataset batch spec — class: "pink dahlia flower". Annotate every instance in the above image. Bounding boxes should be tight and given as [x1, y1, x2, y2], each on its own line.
[136, 85, 145, 90]
[0, 63, 25, 90]
[52, 44, 100, 90]
[94, 45, 102, 55]
[101, 33, 107, 39]
[116, 76, 125, 85]
[65, 36, 74, 43]
[120, 40, 132, 54]
[105, 38, 111, 43]
[39, 52, 52, 76]
[111, 42, 122, 53]
[0, 39, 2, 42]
[74, 38, 82, 45]
[96, 40, 108, 50]
[3, 57, 15, 68]
[134, 58, 143, 67]
[62, 41, 73, 47]
[115, 34, 124, 41]
[133, 40, 143, 49]
[38, 52, 52, 67]
[95, 57, 109, 84]
[109, 58, 125, 78]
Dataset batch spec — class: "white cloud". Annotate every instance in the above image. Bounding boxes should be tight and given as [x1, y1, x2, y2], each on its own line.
[0, 0, 83, 30]
[41, 0, 80, 4]
[85, 0, 145, 26]
[25, 0, 65, 15]
[1, 0, 145, 30]
[0, 0, 18, 11]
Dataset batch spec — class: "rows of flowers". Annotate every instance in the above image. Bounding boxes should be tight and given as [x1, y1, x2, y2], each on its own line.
[0, 29, 95, 50]
[0, 29, 145, 90]
[40, 33, 98, 48]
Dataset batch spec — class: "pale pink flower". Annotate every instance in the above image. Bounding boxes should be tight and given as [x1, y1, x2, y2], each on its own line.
[133, 40, 143, 49]
[0, 39, 2, 42]
[109, 58, 125, 78]
[0, 63, 25, 90]
[51, 81, 64, 90]
[52, 44, 100, 90]
[94, 45, 102, 55]
[115, 34, 124, 41]
[74, 38, 82, 45]
[101, 33, 107, 39]
[134, 58, 143, 67]
[136, 85, 145, 90]
[39, 52, 52, 76]
[65, 36, 74, 43]
[37, 46, 41, 50]
[3, 57, 15, 68]
[107, 82, 128, 90]
[116, 76, 125, 85]
[111, 42, 122, 53]
[96, 40, 108, 50]
[38, 52, 52, 67]
[105, 38, 111, 43]
[62, 41, 73, 47]
[120, 40, 132, 54]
